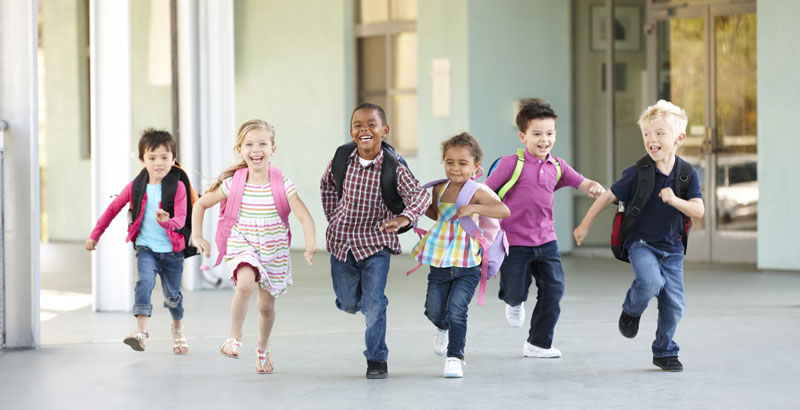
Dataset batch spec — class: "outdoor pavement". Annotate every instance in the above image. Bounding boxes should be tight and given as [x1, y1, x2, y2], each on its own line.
[1, 242, 799, 410]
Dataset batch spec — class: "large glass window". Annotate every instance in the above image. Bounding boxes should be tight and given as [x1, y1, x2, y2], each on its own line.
[354, 0, 418, 156]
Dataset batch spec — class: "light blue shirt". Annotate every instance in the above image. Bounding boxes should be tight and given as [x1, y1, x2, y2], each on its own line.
[135, 184, 173, 253]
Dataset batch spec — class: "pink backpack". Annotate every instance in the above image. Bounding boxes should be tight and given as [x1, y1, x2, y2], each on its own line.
[202, 166, 291, 270]
[408, 177, 509, 306]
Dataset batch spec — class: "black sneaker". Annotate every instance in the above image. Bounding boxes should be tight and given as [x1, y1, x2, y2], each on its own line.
[366, 360, 388, 379]
[653, 356, 683, 372]
[618, 311, 640, 338]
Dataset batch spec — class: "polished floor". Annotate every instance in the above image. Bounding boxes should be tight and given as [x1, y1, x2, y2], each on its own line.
[2, 243, 799, 409]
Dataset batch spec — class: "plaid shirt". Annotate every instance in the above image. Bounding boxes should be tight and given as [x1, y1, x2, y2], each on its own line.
[321, 147, 431, 262]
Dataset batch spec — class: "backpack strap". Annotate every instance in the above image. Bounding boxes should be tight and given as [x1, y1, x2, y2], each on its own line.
[674, 156, 691, 200]
[160, 167, 181, 217]
[209, 167, 248, 269]
[331, 142, 357, 201]
[454, 180, 491, 306]
[620, 155, 656, 243]
[553, 157, 562, 183]
[269, 164, 292, 246]
[129, 168, 149, 226]
[496, 148, 525, 200]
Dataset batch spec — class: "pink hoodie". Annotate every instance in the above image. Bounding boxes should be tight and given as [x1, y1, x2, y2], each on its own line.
[90, 180, 187, 252]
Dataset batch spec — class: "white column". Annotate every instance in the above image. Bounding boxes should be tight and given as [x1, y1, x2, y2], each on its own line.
[196, 0, 236, 286]
[90, 0, 134, 311]
[0, 0, 40, 348]
[177, 0, 202, 289]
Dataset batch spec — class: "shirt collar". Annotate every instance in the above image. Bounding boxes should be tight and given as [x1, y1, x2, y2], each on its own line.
[349, 146, 384, 168]
[523, 149, 556, 164]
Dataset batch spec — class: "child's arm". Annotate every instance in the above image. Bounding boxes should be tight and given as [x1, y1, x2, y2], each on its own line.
[156, 182, 187, 230]
[381, 165, 432, 233]
[423, 183, 443, 221]
[658, 188, 705, 219]
[86, 182, 133, 251]
[288, 194, 317, 265]
[577, 178, 606, 199]
[456, 187, 510, 219]
[190, 187, 226, 258]
[573, 189, 618, 246]
[320, 161, 338, 222]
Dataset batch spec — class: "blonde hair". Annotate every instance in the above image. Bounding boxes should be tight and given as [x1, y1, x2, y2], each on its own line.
[637, 100, 688, 136]
[206, 119, 276, 193]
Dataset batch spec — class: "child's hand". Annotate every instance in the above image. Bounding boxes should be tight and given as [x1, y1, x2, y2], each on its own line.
[659, 187, 676, 206]
[380, 216, 411, 233]
[193, 235, 212, 258]
[303, 247, 316, 265]
[156, 208, 170, 223]
[573, 225, 589, 246]
[85, 239, 97, 251]
[454, 205, 476, 219]
[586, 182, 606, 199]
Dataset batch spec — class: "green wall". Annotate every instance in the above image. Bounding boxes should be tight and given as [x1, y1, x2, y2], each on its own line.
[234, 0, 348, 248]
[757, 1, 800, 270]
[467, 0, 575, 252]
[41, 0, 90, 241]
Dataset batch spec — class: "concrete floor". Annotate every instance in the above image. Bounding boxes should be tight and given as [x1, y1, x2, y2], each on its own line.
[2, 243, 799, 410]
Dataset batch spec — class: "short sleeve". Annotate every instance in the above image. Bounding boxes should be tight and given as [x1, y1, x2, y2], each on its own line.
[220, 177, 232, 198]
[282, 176, 297, 199]
[687, 168, 703, 200]
[484, 155, 517, 191]
[610, 165, 637, 203]
[553, 158, 585, 190]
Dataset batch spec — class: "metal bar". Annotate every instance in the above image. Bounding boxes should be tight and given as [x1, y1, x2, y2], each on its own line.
[605, 0, 616, 184]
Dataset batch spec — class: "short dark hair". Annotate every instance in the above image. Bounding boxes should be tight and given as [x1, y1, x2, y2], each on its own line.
[515, 98, 558, 133]
[138, 128, 177, 160]
[351, 102, 388, 126]
[441, 132, 483, 164]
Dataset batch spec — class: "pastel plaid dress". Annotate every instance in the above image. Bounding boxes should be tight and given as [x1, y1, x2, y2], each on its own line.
[411, 182, 481, 268]
[221, 176, 297, 296]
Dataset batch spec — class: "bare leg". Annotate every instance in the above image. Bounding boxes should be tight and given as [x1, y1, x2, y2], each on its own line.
[221, 265, 256, 356]
[136, 314, 148, 332]
[256, 287, 276, 373]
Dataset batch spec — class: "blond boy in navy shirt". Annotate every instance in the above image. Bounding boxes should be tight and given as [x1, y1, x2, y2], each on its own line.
[574, 100, 704, 372]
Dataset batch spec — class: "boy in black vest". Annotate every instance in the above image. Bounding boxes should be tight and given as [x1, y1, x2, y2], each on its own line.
[573, 100, 704, 371]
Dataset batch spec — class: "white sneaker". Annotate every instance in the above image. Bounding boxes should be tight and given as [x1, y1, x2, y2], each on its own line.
[523, 341, 561, 358]
[505, 303, 525, 328]
[444, 357, 464, 378]
[432, 328, 448, 356]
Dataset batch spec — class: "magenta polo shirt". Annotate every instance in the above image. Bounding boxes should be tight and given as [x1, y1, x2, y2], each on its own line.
[485, 150, 584, 247]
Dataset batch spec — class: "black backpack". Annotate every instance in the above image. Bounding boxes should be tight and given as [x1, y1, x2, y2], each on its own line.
[331, 141, 413, 233]
[610, 155, 693, 263]
[129, 165, 200, 258]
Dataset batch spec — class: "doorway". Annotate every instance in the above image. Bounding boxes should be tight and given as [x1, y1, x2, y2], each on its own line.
[647, 1, 757, 263]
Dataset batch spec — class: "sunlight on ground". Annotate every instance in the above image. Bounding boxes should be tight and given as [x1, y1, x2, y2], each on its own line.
[40, 289, 92, 322]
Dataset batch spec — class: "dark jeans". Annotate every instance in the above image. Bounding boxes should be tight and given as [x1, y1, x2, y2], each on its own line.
[424, 265, 481, 359]
[498, 241, 565, 349]
[330, 249, 391, 362]
[134, 246, 185, 320]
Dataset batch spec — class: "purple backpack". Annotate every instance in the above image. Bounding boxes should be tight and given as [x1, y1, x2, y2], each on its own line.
[408, 177, 509, 306]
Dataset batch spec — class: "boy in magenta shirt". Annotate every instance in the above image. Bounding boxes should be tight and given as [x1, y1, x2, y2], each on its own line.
[486, 99, 604, 358]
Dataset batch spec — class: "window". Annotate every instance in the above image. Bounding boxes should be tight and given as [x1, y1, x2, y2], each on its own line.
[354, 0, 418, 156]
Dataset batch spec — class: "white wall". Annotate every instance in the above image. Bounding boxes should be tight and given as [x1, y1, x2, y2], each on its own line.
[757, 1, 800, 271]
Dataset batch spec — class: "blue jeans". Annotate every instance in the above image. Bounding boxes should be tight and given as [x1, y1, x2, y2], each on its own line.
[330, 249, 391, 362]
[624, 240, 686, 357]
[498, 241, 565, 349]
[424, 265, 481, 359]
[134, 246, 185, 320]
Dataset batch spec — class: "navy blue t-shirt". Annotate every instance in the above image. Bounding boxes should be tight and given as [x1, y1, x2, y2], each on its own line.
[610, 157, 703, 253]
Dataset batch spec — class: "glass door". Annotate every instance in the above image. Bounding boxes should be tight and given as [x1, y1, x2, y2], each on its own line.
[648, 1, 757, 263]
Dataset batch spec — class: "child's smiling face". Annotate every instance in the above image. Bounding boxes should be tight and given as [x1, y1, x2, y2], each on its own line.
[141, 145, 175, 184]
[350, 108, 388, 159]
[519, 118, 556, 160]
[237, 128, 276, 171]
[640, 118, 684, 162]
[443, 145, 480, 185]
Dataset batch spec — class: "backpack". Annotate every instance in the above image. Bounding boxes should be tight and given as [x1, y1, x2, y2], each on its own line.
[407, 177, 509, 306]
[487, 148, 561, 200]
[203, 165, 291, 270]
[331, 140, 414, 233]
[130, 163, 199, 258]
[610, 155, 693, 263]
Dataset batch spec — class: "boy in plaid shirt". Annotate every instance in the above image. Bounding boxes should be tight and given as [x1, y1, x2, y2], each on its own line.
[320, 103, 430, 379]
